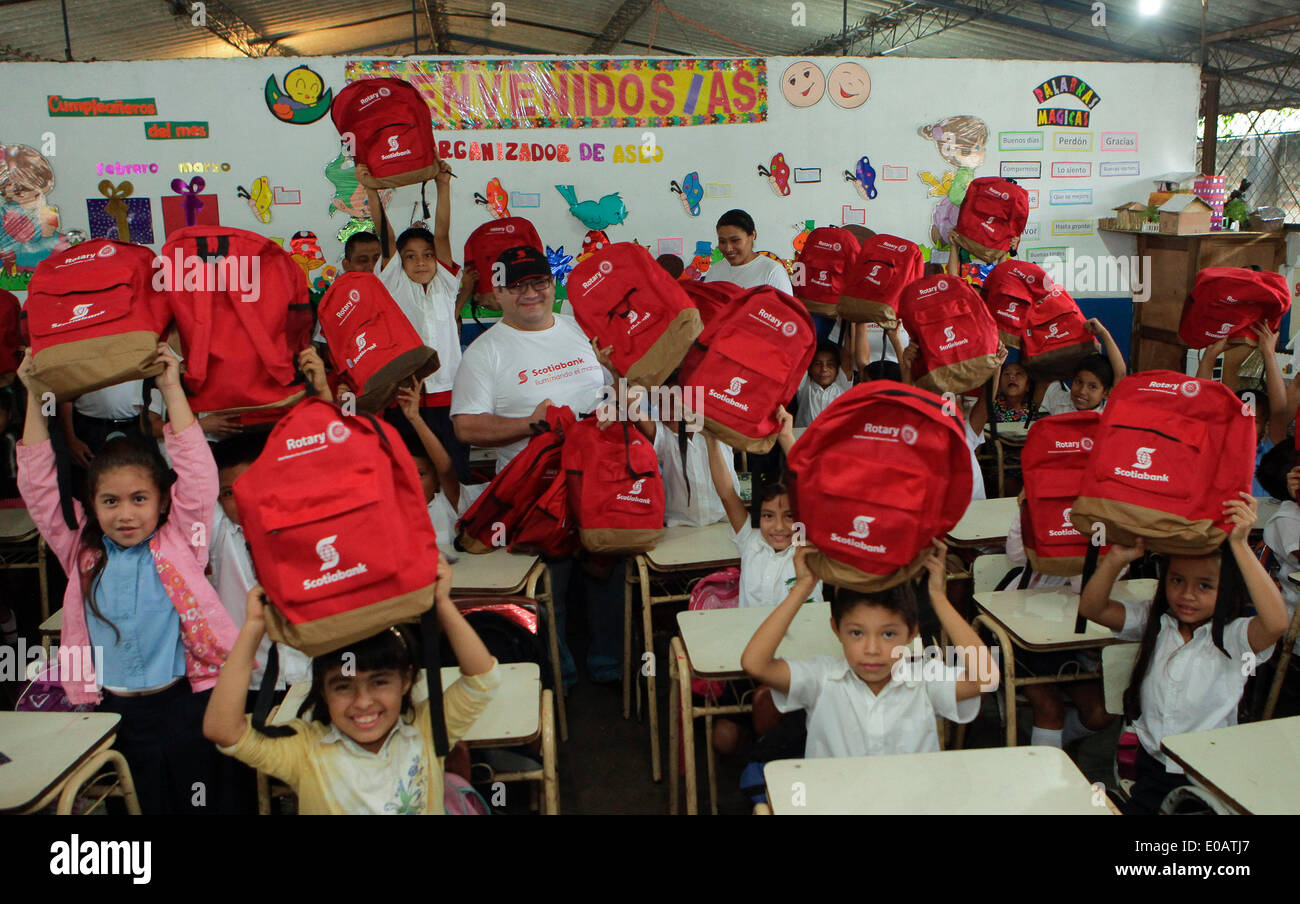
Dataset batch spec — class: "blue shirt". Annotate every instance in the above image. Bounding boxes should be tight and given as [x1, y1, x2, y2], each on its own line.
[85, 534, 186, 691]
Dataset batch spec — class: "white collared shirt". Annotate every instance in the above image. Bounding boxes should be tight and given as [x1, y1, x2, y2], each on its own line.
[317, 713, 432, 815]
[73, 381, 147, 420]
[794, 371, 852, 428]
[1264, 500, 1300, 624]
[209, 507, 311, 689]
[380, 254, 462, 395]
[651, 423, 737, 528]
[772, 654, 980, 758]
[1116, 600, 1270, 772]
[733, 521, 822, 608]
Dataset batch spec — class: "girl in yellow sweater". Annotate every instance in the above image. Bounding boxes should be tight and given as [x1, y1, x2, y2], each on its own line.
[203, 556, 497, 814]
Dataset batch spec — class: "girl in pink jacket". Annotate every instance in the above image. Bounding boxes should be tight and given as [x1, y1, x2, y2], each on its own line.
[17, 344, 239, 814]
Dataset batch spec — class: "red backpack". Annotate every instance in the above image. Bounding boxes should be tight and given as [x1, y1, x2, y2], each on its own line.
[161, 226, 311, 417]
[899, 274, 1000, 394]
[1020, 411, 1104, 576]
[838, 234, 924, 328]
[456, 406, 578, 555]
[330, 78, 440, 189]
[23, 240, 168, 401]
[463, 217, 544, 308]
[0, 289, 23, 387]
[233, 399, 439, 655]
[981, 259, 1055, 348]
[1069, 372, 1256, 555]
[1020, 290, 1094, 381]
[793, 227, 859, 317]
[951, 177, 1030, 263]
[786, 381, 971, 591]
[566, 243, 703, 387]
[563, 419, 665, 553]
[317, 272, 439, 412]
[678, 286, 816, 452]
[234, 398, 451, 753]
[1179, 267, 1291, 349]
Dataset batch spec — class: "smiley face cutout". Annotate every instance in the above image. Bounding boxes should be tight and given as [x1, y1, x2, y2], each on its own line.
[781, 61, 826, 107]
[827, 61, 871, 109]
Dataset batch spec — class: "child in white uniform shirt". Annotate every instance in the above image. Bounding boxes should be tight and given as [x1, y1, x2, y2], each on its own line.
[793, 341, 852, 429]
[356, 162, 472, 485]
[705, 410, 823, 607]
[396, 380, 482, 561]
[1080, 493, 1288, 814]
[1258, 445, 1300, 685]
[212, 435, 311, 693]
[742, 540, 991, 758]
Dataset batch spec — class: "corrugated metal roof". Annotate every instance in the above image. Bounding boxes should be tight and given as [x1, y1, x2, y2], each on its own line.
[1, 0, 1295, 112]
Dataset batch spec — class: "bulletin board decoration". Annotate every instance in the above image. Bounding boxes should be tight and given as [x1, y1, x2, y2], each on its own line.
[87, 180, 154, 243]
[670, 171, 703, 216]
[681, 240, 713, 281]
[0, 141, 73, 274]
[792, 219, 814, 254]
[826, 61, 871, 109]
[236, 177, 273, 224]
[473, 178, 510, 218]
[344, 58, 768, 129]
[162, 177, 219, 234]
[546, 245, 574, 283]
[758, 153, 790, 197]
[265, 66, 334, 124]
[917, 115, 989, 247]
[844, 156, 878, 199]
[556, 185, 627, 230]
[779, 61, 826, 107]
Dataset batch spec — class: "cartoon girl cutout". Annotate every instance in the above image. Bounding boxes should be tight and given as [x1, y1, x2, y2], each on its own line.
[323, 150, 393, 243]
[916, 116, 988, 246]
[0, 144, 71, 274]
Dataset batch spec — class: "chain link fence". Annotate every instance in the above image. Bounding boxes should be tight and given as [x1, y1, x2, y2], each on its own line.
[1198, 122, 1300, 223]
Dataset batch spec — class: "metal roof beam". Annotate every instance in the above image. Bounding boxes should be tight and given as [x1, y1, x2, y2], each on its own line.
[162, 0, 287, 57]
[421, 0, 452, 54]
[587, 0, 654, 53]
[1206, 14, 1300, 44]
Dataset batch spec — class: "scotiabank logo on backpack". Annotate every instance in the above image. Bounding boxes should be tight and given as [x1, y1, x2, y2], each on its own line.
[616, 477, 652, 506]
[708, 377, 750, 411]
[939, 326, 968, 352]
[380, 133, 411, 163]
[304, 533, 368, 591]
[347, 332, 378, 368]
[1113, 445, 1169, 482]
[1048, 506, 1080, 538]
[49, 302, 107, 330]
[831, 514, 886, 553]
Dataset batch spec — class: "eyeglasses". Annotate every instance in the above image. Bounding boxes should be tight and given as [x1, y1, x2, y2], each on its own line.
[506, 276, 554, 296]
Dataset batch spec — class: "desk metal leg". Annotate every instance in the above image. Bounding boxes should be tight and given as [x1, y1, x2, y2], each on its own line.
[57, 748, 140, 815]
[671, 637, 697, 814]
[1263, 605, 1300, 720]
[973, 614, 1018, 747]
[704, 712, 719, 816]
[668, 645, 680, 814]
[529, 564, 567, 742]
[638, 557, 662, 781]
[541, 689, 559, 815]
[622, 560, 634, 719]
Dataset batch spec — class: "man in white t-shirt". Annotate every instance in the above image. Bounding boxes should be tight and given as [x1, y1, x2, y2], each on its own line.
[452, 245, 618, 687]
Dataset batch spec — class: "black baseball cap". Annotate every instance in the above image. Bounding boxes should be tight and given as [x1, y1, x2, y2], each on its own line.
[496, 245, 551, 287]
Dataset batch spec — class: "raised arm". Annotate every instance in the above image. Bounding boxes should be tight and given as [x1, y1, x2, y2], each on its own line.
[399, 380, 459, 510]
[924, 539, 997, 699]
[204, 586, 267, 747]
[1223, 494, 1291, 653]
[705, 431, 747, 532]
[1078, 539, 1144, 632]
[739, 546, 817, 693]
[355, 163, 396, 265]
[432, 165, 453, 268]
[1196, 338, 1229, 380]
[1086, 318, 1127, 383]
[435, 556, 494, 676]
[775, 405, 796, 456]
[297, 346, 334, 404]
[1255, 323, 1290, 444]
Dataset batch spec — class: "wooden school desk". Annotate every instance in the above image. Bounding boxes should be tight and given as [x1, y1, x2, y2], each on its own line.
[267, 663, 558, 814]
[451, 549, 566, 741]
[763, 746, 1112, 815]
[0, 712, 141, 815]
[971, 579, 1157, 747]
[624, 522, 739, 782]
[669, 601, 843, 815]
[1161, 717, 1300, 815]
[947, 496, 1019, 548]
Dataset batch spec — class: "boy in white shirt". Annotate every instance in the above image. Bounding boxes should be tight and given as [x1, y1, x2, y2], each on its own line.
[705, 410, 823, 607]
[793, 341, 852, 429]
[356, 161, 472, 485]
[742, 540, 990, 758]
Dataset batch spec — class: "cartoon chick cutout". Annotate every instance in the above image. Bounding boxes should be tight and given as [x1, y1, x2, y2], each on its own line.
[284, 66, 324, 107]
